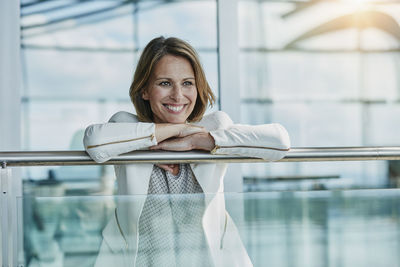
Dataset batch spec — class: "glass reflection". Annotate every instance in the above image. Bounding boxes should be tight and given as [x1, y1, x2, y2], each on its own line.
[238, 0, 400, 190]
[19, 189, 400, 267]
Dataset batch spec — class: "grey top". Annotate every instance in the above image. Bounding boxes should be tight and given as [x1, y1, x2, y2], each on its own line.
[147, 163, 203, 194]
[135, 164, 213, 267]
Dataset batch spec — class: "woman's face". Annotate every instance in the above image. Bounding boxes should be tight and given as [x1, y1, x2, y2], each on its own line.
[143, 55, 197, 124]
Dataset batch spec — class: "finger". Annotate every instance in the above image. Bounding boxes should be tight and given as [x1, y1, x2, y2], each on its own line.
[150, 142, 168, 150]
[156, 164, 174, 173]
[179, 125, 207, 137]
[157, 138, 193, 151]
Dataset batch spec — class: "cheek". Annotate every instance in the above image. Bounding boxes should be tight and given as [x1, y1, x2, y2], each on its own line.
[190, 88, 198, 103]
[148, 89, 165, 105]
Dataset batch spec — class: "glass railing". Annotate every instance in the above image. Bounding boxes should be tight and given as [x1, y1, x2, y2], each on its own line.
[2, 147, 400, 267]
[16, 190, 400, 267]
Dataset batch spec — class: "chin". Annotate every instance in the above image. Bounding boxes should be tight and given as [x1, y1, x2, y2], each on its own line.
[166, 117, 187, 124]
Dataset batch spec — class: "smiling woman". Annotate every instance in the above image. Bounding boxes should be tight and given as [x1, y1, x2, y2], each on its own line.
[142, 55, 198, 124]
[83, 36, 290, 267]
[130, 37, 215, 124]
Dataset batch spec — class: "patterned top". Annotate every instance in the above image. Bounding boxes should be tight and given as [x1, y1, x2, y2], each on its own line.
[135, 164, 213, 267]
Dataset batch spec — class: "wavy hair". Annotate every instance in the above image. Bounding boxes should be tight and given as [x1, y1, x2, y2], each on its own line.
[129, 36, 215, 122]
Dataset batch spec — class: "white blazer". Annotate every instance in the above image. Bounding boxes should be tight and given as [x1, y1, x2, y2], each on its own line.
[83, 111, 290, 267]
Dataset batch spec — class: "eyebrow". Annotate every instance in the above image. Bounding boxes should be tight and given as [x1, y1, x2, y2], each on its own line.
[154, 77, 195, 81]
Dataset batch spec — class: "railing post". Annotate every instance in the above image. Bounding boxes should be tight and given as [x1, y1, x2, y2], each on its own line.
[217, 0, 243, 193]
[1, 162, 11, 267]
[0, 162, 21, 267]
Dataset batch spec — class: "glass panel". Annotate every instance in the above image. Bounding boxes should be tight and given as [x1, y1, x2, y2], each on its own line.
[243, 161, 388, 192]
[21, 100, 131, 180]
[368, 104, 400, 146]
[20, 0, 219, 158]
[238, 1, 400, 51]
[238, 0, 400, 190]
[17, 190, 400, 266]
[21, 2, 135, 48]
[239, 52, 360, 100]
[241, 102, 363, 146]
[21, 0, 218, 100]
[137, 1, 217, 49]
[22, 165, 115, 195]
[23, 100, 134, 151]
[22, 50, 135, 99]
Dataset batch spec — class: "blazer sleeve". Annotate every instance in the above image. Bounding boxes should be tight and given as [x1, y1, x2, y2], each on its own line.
[83, 111, 157, 163]
[208, 111, 290, 161]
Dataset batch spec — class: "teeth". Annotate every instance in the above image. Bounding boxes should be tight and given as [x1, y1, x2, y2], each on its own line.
[165, 105, 184, 112]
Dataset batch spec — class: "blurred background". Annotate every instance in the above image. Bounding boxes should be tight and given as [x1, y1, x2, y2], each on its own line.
[19, 0, 400, 192]
[4, 0, 399, 266]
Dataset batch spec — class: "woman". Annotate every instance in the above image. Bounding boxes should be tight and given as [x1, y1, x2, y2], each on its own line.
[84, 36, 290, 267]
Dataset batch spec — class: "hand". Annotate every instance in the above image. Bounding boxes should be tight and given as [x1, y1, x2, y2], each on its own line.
[177, 124, 207, 137]
[156, 164, 179, 175]
[150, 132, 215, 152]
[150, 135, 195, 151]
[154, 123, 206, 143]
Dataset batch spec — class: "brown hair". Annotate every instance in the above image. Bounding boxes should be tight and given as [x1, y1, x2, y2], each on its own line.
[129, 36, 215, 122]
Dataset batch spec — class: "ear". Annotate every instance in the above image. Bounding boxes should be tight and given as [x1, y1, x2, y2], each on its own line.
[142, 90, 149, 100]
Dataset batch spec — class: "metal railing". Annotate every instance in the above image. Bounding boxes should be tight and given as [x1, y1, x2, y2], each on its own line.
[1, 146, 400, 166]
[1, 146, 400, 267]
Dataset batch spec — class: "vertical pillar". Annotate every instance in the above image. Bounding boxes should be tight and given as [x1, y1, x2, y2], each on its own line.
[1, 165, 22, 267]
[217, 0, 243, 192]
[1, 164, 11, 267]
[0, 0, 21, 151]
[217, 0, 245, 231]
[0, 1, 22, 266]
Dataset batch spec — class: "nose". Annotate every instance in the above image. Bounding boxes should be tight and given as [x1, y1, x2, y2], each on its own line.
[170, 84, 183, 101]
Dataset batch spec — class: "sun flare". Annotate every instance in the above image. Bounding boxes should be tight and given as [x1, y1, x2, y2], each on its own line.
[341, 0, 371, 4]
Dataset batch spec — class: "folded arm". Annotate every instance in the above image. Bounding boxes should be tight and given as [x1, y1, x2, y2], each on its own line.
[152, 111, 291, 161]
[83, 111, 290, 163]
[83, 111, 206, 163]
[209, 122, 290, 161]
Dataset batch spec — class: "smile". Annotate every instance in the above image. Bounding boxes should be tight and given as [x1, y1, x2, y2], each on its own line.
[163, 104, 186, 112]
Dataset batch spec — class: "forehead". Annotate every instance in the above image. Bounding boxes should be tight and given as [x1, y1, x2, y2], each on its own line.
[152, 55, 194, 77]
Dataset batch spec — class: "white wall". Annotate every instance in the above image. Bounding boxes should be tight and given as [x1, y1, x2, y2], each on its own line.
[0, 0, 21, 151]
[218, 0, 243, 192]
[0, 1, 22, 265]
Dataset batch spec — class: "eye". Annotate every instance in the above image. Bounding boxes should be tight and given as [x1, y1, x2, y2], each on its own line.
[183, 80, 194, 86]
[159, 81, 171, 86]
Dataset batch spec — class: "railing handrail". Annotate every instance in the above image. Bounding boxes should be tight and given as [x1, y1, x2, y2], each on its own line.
[1, 146, 400, 166]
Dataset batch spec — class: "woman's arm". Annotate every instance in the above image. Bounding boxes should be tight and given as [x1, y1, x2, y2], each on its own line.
[150, 132, 215, 151]
[83, 111, 206, 163]
[209, 122, 290, 161]
[155, 123, 206, 143]
[205, 111, 290, 161]
[151, 111, 291, 161]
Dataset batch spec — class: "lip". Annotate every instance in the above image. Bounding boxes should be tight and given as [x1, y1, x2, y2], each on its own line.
[163, 103, 188, 114]
[163, 103, 187, 106]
